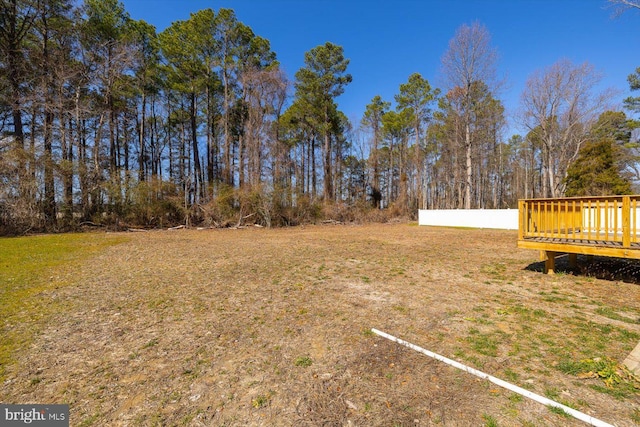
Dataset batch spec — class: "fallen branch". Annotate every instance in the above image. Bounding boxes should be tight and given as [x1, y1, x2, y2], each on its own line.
[321, 219, 342, 225]
[79, 221, 103, 227]
[235, 211, 257, 228]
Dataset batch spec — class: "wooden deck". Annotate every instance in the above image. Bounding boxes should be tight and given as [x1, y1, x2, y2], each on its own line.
[517, 195, 640, 273]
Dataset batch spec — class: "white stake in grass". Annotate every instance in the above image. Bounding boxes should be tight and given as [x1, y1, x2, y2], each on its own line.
[371, 328, 614, 427]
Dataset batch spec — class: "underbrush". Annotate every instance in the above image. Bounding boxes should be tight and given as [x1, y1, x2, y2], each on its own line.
[1, 180, 416, 235]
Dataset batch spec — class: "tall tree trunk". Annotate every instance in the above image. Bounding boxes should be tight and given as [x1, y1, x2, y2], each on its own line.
[542, 142, 550, 198]
[41, 19, 56, 226]
[76, 87, 89, 219]
[465, 121, 472, 209]
[190, 92, 202, 201]
[4, 0, 27, 151]
[151, 97, 161, 178]
[223, 68, 232, 186]
[301, 141, 306, 195]
[206, 84, 214, 187]
[109, 94, 117, 176]
[62, 116, 73, 223]
[399, 138, 408, 212]
[123, 114, 129, 172]
[323, 107, 333, 201]
[139, 92, 146, 182]
[372, 124, 380, 208]
[167, 96, 175, 181]
[43, 108, 56, 225]
[238, 134, 245, 189]
[10, 80, 24, 149]
[311, 137, 317, 199]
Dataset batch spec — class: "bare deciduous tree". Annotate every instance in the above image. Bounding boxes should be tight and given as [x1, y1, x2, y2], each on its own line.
[519, 59, 613, 197]
[609, 0, 640, 12]
[441, 21, 501, 209]
[240, 65, 287, 189]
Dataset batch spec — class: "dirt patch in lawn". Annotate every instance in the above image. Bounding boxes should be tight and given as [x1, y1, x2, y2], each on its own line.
[1, 224, 639, 426]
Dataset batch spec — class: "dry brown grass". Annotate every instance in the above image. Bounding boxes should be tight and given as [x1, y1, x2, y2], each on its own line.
[1, 223, 639, 426]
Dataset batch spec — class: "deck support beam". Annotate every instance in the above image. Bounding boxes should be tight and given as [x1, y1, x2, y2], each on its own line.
[544, 251, 556, 274]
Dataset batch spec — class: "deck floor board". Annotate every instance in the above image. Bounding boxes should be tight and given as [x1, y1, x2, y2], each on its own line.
[524, 236, 635, 246]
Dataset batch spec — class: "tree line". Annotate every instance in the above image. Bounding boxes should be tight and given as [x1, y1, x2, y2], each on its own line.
[1, 0, 639, 233]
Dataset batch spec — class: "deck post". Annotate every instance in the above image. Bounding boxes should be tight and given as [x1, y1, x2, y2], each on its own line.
[622, 196, 631, 248]
[544, 251, 556, 274]
[518, 200, 525, 240]
[568, 253, 577, 268]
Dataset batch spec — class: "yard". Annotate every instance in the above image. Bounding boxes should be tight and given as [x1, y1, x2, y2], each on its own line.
[1, 223, 639, 426]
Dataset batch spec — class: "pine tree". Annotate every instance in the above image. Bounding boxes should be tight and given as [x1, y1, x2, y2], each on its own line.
[362, 95, 390, 208]
[294, 42, 351, 202]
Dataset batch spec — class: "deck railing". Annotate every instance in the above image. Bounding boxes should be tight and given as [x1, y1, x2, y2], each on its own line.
[518, 195, 640, 248]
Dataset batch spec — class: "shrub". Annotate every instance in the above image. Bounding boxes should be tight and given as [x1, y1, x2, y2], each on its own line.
[126, 179, 185, 228]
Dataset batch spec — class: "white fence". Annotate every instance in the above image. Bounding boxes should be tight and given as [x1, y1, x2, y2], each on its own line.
[418, 209, 519, 230]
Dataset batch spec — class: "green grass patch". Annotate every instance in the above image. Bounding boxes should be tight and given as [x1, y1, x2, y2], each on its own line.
[595, 307, 640, 324]
[481, 263, 507, 281]
[505, 304, 548, 321]
[466, 331, 500, 357]
[540, 293, 568, 303]
[544, 387, 578, 409]
[77, 412, 102, 427]
[503, 368, 519, 382]
[561, 318, 639, 358]
[392, 305, 409, 313]
[557, 357, 640, 400]
[0, 233, 127, 381]
[252, 393, 272, 408]
[481, 413, 498, 427]
[464, 314, 494, 325]
[294, 356, 313, 367]
[547, 405, 571, 418]
[508, 393, 523, 404]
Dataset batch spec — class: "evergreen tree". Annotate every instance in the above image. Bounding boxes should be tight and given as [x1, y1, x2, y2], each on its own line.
[80, 0, 136, 213]
[294, 42, 351, 202]
[129, 19, 161, 182]
[34, 0, 76, 224]
[624, 67, 640, 121]
[565, 111, 633, 196]
[0, 0, 38, 150]
[361, 95, 390, 207]
[395, 74, 440, 210]
[159, 10, 214, 201]
[380, 108, 412, 207]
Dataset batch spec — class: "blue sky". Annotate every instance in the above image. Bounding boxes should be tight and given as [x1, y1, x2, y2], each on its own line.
[119, 0, 640, 136]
